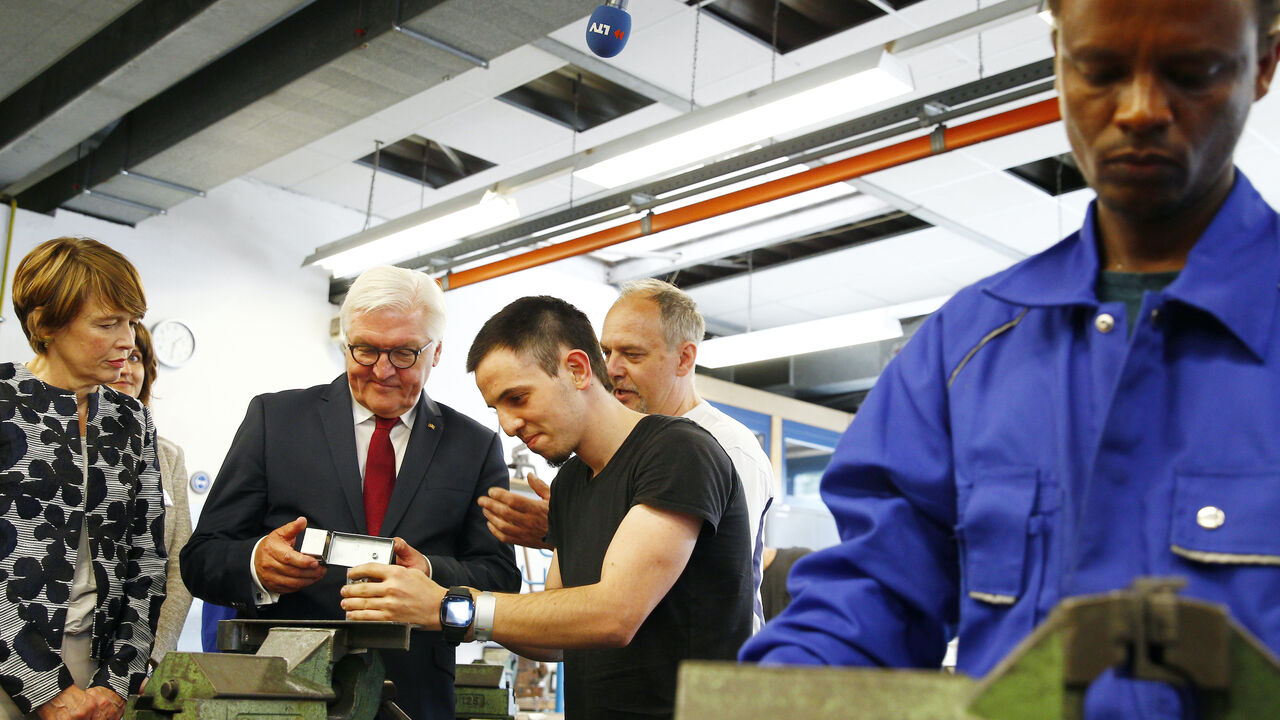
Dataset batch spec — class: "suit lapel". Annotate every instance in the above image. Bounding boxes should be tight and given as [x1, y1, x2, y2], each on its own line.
[320, 375, 368, 533]
[380, 393, 442, 537]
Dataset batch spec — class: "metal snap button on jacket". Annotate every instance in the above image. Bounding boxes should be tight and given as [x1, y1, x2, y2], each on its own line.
[1196, 506, 1225, 530]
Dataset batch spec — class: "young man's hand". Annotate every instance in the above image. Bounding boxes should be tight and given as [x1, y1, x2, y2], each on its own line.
[342, 563, 445, 628]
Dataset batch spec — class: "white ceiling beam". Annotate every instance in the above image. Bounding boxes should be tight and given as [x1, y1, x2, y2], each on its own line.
[888, 0, 1042, 58]
[845, 177, 1027, 260]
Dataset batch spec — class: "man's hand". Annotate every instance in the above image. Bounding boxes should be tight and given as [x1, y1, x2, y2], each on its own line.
[341, 563, 445, 628]
[391, 537, 430, 574]
[84, 687, 124, 720]
[254, 516, 325, 594]
[36, 685, 97, 720]
[477, 472, 553, 549]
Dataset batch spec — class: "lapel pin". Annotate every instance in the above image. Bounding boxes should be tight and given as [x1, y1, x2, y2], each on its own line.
[428, 423, 436, 430]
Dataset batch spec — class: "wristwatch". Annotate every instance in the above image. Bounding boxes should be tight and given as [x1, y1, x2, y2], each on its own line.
[440, 586, 475, 644]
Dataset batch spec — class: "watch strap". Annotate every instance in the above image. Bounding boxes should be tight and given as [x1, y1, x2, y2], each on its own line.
[474, 591, 496, 643]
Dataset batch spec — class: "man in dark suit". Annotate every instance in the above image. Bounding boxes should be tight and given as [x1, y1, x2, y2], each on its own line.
[181, 265, 521, 720]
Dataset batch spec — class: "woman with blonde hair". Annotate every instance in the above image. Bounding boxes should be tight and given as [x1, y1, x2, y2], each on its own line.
[1, 237, 166, 720]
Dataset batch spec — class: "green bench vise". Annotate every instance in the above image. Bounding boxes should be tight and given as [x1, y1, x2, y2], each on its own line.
[125, 620, 412, 720]
[676, 577, 1280, 720]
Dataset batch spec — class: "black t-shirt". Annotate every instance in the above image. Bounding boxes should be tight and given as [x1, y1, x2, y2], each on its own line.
[546, 415, 754, 720]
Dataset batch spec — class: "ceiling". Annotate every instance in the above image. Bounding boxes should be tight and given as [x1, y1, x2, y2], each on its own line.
[4, 0, 1280, 411]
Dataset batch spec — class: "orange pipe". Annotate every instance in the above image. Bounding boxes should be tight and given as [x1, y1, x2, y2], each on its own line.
[444, 97, 1062, 291]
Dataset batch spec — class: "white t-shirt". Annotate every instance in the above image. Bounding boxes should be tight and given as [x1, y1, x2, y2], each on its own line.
[683, 401, 775, 632]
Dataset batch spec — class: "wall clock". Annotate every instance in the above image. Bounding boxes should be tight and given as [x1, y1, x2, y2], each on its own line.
[151, 319, 196, 368]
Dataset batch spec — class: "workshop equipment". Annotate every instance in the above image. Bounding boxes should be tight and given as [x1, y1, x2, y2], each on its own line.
[675, 577, 1280, 720]
[126, 620, 412, 720]
[455, 662, 517, 720]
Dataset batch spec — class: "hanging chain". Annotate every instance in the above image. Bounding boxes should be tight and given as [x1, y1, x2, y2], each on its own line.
[976, 0, 985, 79]
[746, 250, 754, 333]
[770, 0, 781, 85]
[419, 141, 429, 210]
[363, 139, 383, 230]
[569, 72, 582, 209]
[689, 3, 702, 111]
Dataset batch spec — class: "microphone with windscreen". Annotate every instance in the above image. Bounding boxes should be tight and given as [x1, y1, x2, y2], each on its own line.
[586, 0, 631, 58]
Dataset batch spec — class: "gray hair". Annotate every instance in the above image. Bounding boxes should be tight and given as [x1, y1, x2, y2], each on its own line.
[340, 266, 447, 342]
[617, 278, 705, 348]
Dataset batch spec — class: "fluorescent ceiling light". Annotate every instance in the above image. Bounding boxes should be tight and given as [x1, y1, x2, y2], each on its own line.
[575, 51, 913, 189]
[315, 191, 519, 278]
[697, 311, 902, 369]
[695, 294, 952, 369]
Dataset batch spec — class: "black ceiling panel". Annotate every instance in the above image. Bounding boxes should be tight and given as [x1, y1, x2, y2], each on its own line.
[355, 135, 495, 189]
[1006, 153, 1088, 196]
[497, 65, 655, 132]
[689, 0, 927, 53]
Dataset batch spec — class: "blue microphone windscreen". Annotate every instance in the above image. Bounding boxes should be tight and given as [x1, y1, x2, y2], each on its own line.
[586, 5, 631, 58]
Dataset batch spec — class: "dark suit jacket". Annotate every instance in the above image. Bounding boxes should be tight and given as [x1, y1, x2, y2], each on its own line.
[181, 375, 520, 720]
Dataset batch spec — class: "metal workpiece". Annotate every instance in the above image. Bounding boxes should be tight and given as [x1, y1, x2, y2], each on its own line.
[676, 577, 1280, 720]
[296, 528, 397, 568]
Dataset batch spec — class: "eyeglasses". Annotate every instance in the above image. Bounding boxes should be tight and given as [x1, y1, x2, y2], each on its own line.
[347, 342, 433, 369]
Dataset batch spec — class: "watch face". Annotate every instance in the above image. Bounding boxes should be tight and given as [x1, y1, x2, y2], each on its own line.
[443, 596, 473, 627]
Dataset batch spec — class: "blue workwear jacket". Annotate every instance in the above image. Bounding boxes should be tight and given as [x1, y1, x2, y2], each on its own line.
[740, 172, 1280, 719]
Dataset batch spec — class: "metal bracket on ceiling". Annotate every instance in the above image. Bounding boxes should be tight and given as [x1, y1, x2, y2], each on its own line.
[119, 169, 205, 197]
[930, 125, 947, 154]
[920, 100, 951, 122]
[393, 0, 488, 68]
[81, 188, 166, 216]
[640, 210, 653, 235]
[629, 192, 655, 211]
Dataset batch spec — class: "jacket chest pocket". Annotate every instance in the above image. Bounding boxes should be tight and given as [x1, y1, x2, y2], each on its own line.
[1171, 470, 1280, 566]
[955, 467, 1060, 672]
[957, 468, 1042, 605]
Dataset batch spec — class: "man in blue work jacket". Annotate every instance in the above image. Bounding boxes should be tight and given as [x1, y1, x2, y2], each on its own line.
[740, 0, 1280, 717]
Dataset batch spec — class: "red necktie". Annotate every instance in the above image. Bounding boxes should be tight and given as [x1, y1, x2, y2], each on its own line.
[364, 416, 398, 536]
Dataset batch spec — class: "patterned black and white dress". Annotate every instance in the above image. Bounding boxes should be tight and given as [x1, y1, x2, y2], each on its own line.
[0, 362, 166, 713]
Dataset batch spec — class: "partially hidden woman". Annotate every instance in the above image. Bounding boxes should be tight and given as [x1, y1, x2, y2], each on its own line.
[1, 237, 166, 720]
[109, 324, 190, 668]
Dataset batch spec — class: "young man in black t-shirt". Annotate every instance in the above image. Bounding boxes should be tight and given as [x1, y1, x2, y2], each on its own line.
[341, 295, 753, 720]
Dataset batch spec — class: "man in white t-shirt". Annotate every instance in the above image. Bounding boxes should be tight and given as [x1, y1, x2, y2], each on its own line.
[479, 279, 775, 629]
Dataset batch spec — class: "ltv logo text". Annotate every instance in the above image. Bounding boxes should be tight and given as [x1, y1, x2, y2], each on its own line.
[588, 22, 626, 39]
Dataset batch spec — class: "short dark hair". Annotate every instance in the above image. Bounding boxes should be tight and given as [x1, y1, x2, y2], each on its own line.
[1048, 0, 1280, 43]
[466, 296, 611, 390]
[131, 322, 159, 405]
